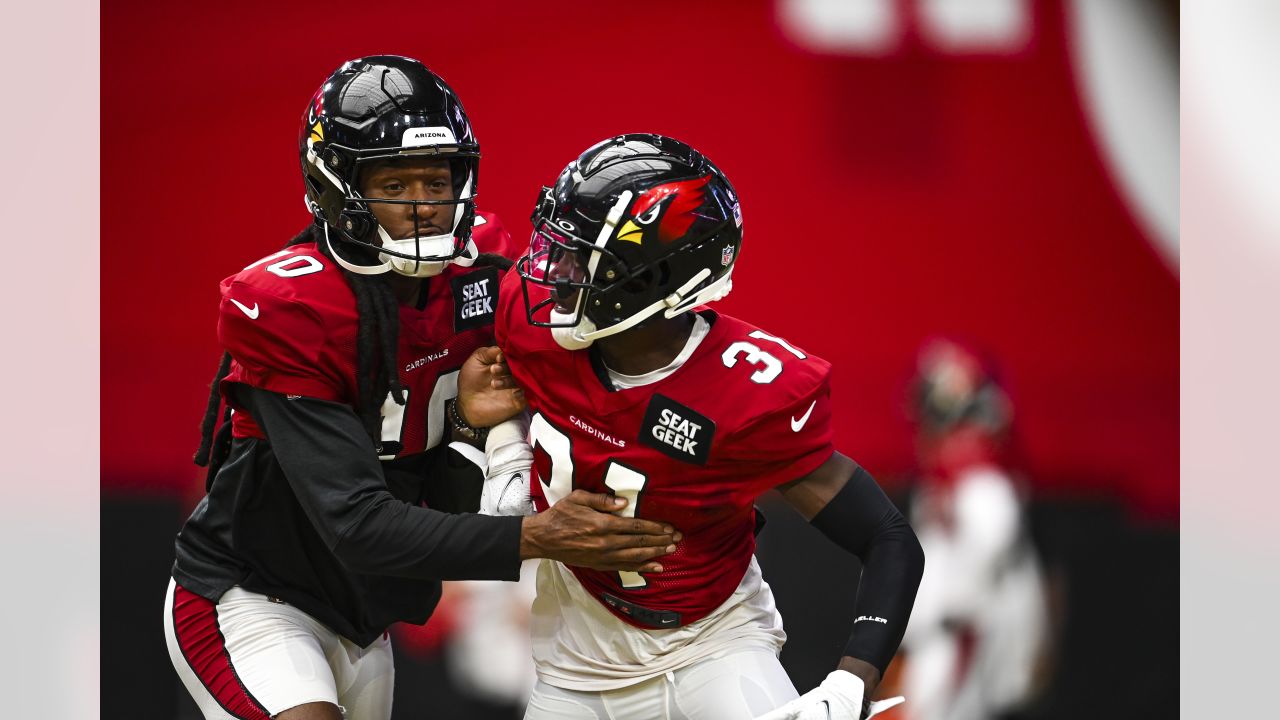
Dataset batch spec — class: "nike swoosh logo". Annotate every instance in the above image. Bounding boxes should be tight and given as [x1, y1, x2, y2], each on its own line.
[229, 298, 259, 319]
[791, 400, 817, 432]
[501, 473, 524, 502]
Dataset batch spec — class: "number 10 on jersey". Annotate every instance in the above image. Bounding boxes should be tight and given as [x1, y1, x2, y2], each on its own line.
[530, 413, 651, 589]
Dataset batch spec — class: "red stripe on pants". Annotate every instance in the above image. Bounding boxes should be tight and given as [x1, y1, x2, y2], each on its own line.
[172, 584, 272, 720]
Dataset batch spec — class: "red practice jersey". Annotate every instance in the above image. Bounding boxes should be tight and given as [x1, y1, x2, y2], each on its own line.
[496, 270, 836, 628]
[218, 212, 512, 459]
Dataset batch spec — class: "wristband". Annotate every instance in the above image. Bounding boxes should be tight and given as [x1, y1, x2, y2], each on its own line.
[448, 398, 489, 442]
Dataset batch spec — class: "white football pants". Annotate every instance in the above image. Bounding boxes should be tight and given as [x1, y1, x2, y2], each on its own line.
[163, 578, 394, 719]
[524, 647, 799, 720]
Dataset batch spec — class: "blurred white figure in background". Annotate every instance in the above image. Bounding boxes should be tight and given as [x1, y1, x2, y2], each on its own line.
[446, 561, 540, 705]
[897, 339, 1050, 720]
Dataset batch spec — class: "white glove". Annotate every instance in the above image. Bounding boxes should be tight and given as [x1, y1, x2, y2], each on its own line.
[754, 670, 906, 720]
[478, 414, 534, 517]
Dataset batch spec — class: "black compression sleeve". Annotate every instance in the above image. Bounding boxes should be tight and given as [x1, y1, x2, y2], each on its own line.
[809, 464, 925, 675]
[240, 385, 523, 581]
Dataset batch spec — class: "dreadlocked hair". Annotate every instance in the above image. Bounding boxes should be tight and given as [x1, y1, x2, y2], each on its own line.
[473, 252, 513, 272]
[193, 223, 408, 477]
[300, 225, 406, 444]
[193, 352, 232, 469]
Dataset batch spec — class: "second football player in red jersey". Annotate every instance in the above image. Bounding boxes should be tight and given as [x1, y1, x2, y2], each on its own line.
[489, 135, 926, 719]
[165, 60, 682, 720]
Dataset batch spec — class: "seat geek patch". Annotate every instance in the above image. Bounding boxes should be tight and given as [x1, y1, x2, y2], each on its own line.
[639, 395, 715, 465]
[451, 267, 499, 331]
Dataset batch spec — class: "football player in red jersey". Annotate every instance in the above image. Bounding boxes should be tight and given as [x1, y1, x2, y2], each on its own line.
[895, 339, 1050, 720]
[488, 134, 926, 720]
[165, 59, 681, 720]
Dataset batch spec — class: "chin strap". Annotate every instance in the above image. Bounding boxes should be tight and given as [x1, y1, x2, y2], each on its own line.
[579, 268, 711, 342]
[662, 267, 736, 317]
[665, 268, 713, 308]
[571, 267, 733, 345]
[323, 224, 478, 278]
[325, 224, 394, 275]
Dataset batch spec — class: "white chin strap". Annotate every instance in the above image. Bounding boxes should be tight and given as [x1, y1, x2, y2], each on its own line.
[551, 268, 734, 350]
[550, 310, 598, 350]
[324, 224, 478, 278]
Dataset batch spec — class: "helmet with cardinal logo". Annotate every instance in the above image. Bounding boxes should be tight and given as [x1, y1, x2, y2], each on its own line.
[518, 134, 743, 350]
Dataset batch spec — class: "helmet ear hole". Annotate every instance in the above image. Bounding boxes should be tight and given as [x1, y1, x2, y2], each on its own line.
[621, 270, 654, 294]
[656, 260, 672, 289]
[609, 246, 653, 294]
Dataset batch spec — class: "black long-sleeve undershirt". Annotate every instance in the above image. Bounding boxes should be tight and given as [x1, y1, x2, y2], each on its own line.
[244, 386, 522, 580]
[172, 385, 523, 645]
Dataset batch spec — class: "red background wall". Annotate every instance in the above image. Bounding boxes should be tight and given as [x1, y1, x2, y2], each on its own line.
[102, 0, 1176, 520]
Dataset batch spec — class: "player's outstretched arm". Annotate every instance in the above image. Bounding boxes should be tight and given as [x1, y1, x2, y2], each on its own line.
[240, 384, 679, 582]
[760, 452, 925, 720]
[519, 490, 682, 573]
[238, 385, 527, 581]
[454, 346, 682, 571]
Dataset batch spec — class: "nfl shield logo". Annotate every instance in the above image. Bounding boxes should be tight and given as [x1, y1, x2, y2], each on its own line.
[721, 246, 734, 266]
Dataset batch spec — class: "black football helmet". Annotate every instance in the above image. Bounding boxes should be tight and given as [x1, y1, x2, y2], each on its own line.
[518, 134, 743, 350]
[300, 55, 480, 277]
